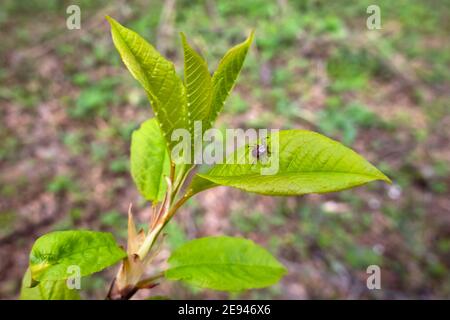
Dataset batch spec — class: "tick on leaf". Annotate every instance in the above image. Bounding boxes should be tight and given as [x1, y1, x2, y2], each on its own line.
[250, 138, 271, 162]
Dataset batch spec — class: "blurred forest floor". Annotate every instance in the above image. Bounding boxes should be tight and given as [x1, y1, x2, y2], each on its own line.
[0, 0, 449, 299]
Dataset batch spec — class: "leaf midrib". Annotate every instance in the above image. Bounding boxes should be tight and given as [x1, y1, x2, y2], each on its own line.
[203, 170, 387, 181]
[168, 262, 285, 273]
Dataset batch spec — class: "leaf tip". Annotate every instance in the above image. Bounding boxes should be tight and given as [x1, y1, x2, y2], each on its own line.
[105, 15, 120, 30]
[180, 32, 189, 49]
[249, 29, 255, 41]
[379, 172, 392, 184]
[372, 166, 392, 184]
[105, 15, 113, 24]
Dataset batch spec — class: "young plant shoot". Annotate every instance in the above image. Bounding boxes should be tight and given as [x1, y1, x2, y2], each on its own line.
[20, 16, 390, 300]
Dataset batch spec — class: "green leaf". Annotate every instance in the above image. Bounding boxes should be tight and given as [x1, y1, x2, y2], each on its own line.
[197, 130, 391, 196]
[20, 268, 81, 300]
[107, 16, 187, 150]
[208, 31, 254, 126]
[131, 118, 171, 202]
[187, 174, 217, 196]
[165, 236, 287, 291]
[180, 33, 212, 135]
[30, 230, 126, 281]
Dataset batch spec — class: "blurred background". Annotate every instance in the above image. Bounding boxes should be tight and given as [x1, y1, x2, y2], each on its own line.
[0, 0, 449, 299]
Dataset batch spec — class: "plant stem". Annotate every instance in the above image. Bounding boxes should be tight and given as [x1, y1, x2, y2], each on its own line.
[107, 163, 195, 299]
[172, 164, 194, 200]
[166, 191, 192, 222]
[136, 227, 160, 259]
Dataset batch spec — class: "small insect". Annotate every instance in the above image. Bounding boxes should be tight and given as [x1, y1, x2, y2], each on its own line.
[250, 138, 271, 162]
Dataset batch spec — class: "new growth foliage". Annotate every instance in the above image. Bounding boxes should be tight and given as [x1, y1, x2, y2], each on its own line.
[19, 16, 390, 300]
